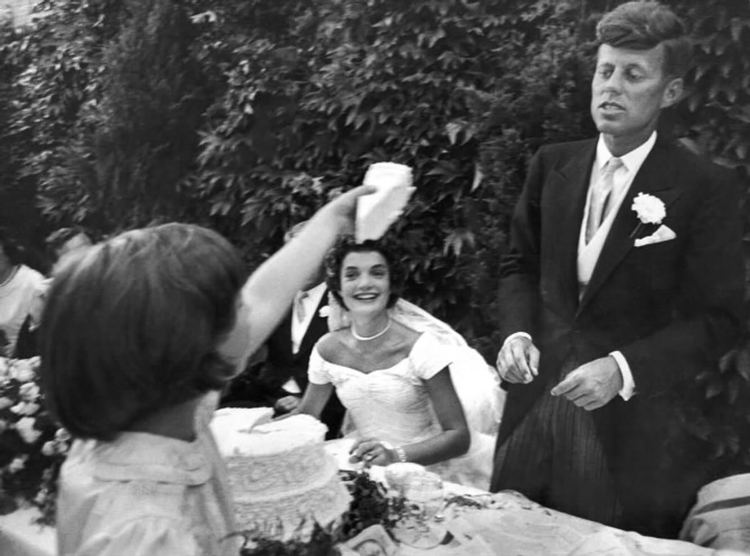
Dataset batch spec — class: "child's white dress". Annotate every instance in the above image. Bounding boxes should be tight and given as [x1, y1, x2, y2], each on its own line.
[57, 393, 240, 556]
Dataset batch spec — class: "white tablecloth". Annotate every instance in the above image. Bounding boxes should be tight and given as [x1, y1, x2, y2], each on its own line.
[0, 440, 725, 556]
[0, 508, 54, 556]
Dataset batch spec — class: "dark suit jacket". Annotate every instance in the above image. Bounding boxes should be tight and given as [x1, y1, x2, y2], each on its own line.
[223, 288, 345, 438]
[496, 136, 744, 536]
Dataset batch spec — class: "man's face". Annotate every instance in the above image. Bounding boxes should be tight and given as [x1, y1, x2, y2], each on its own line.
[590, 43, 681, 152]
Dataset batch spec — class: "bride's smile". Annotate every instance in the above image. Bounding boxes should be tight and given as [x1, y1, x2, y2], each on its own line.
[341, 251, 391, 316]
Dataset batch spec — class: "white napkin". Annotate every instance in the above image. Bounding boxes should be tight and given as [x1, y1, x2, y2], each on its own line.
[356, 162, 415, 242]
[633, 224, 676, 247]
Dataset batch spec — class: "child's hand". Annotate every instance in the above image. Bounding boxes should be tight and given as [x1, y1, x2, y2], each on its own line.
[318, 184, 376, 236]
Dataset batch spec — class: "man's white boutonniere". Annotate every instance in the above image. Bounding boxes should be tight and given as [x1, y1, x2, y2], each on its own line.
[318, 306, 331, 318]
[630, 192, 666, 238]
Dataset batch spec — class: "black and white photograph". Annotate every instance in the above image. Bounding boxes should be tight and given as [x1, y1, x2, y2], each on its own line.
[0, 1, 748, 554]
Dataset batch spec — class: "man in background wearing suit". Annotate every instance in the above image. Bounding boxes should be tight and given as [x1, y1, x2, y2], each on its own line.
[222, 222, 345, 438]
[491, 1, 744, 538]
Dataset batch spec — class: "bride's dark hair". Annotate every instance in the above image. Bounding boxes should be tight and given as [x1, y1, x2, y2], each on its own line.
[325, 234, 403, 310]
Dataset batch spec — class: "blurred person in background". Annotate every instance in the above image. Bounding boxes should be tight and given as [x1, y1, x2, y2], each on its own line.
[14, 226, 93, 358]
[0, 228, 44, 357]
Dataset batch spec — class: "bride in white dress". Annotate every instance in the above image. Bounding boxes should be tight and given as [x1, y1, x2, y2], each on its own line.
[296, 236, 503, 489]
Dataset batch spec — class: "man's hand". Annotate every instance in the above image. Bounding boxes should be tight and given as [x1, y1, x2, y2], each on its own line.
[496, 336, 540, 384]
[274, 395, 301, 414]
[550, 356, 622, 410]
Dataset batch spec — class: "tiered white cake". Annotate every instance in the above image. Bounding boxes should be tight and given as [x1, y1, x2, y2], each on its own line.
[210, 410, 351, 540]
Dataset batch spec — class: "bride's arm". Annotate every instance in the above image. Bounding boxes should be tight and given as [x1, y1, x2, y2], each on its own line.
[350, 367, 470, 466]
[293, 383, 333, 419]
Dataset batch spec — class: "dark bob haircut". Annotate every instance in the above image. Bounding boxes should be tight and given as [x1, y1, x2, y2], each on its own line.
[596, 1, 692, 78]
[0, 228, 24, 266]
[325, 235, 403, 310]
[39, 223, 247, 440]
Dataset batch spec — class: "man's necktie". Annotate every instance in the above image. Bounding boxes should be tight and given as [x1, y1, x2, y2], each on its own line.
[586, 157, 623, 243]
[294, 291, 308, 323]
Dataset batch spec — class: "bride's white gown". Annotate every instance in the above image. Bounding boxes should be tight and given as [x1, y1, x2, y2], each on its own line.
[309, 331, 500, 490]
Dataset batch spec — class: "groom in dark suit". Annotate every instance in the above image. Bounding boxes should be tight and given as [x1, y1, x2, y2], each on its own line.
[490, 1, 744, 538]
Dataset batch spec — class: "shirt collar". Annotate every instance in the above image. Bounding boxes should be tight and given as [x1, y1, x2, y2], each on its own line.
[595, 131, 657, 176]
[91, 430, 212, 485]
[302, 282, 327, 299]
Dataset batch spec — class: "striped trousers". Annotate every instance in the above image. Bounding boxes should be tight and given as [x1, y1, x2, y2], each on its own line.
[491, 386, 623, 526]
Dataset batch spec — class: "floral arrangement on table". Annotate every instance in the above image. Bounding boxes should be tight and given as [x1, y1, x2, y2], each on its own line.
[0, 356, 71, 525]
[238, 470, 406, 555]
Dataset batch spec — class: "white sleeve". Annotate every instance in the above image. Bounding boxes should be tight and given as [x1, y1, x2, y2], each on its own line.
[410, 333, 453, 380]
[307, 346, 331, 385]
[610, 350, 636, 400]
[502, 331, 532, 348]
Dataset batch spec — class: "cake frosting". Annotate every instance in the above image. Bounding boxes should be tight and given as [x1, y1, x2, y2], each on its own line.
[210, 410, 351, 540]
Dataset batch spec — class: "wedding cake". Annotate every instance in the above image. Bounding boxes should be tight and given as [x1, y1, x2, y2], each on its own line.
[210, 410, 351, 540]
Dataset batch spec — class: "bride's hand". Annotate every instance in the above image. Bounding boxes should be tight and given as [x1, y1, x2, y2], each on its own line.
[349, 438, 396, 466]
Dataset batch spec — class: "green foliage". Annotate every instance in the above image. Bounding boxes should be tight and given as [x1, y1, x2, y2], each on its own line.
[0, 0, 749, 473]
[665, 0, 750, 478]
[188, 0, 594, 350]
[3, 0, 124, 230]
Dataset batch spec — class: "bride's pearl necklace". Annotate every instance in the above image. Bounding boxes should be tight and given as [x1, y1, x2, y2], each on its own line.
[351, 318, 391, 341]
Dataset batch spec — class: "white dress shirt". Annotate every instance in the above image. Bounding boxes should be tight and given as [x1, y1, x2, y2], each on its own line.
[503, 132, 658, 400]
[284, 282, 327, 394]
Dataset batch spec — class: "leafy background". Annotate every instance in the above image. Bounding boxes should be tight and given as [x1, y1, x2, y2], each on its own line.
[0, 0, 748, 473]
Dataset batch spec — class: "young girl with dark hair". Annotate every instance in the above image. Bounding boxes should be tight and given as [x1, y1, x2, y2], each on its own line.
[40, 186, 370, 556]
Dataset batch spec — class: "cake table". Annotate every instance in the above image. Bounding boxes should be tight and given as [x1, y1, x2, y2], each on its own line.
[0, 440, 726, 556]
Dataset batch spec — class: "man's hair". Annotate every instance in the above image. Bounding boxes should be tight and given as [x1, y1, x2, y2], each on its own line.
[0, 228, 24, 266]
[39, 223, 247, 440]
[325, 235, 402, 310]
[596, 1, 692, 78]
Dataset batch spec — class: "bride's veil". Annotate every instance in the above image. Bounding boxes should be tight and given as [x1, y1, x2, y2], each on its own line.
[389, 299, 503, 436]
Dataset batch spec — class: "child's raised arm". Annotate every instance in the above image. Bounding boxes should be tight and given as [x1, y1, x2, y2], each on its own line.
[240, 185, 373, 355]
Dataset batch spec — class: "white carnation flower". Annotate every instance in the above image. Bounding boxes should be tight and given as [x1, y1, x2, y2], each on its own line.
[11, 401, 40, 416]
[41, 441, 56, 457]
[11, 365, 36, 383]
[8, 455, 27, 472]
[16, 417, 42, 444]
[19, 382, 40, 401]
[631, 193, 666, 225]
[0, 396, 13, 410]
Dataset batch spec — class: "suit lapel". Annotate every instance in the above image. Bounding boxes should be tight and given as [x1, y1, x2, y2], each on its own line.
[278, 311, 293, 356]
[577, 139, 681, 315]
[545, 140, 596, 316]
[297, 288, 329, 358]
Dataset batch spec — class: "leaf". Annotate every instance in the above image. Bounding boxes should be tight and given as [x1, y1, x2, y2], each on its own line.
[706, 380, 723, 399]
[736, 347, 750, 382]
[471, 162, 483, 192]
[445, 121, 462, 145]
